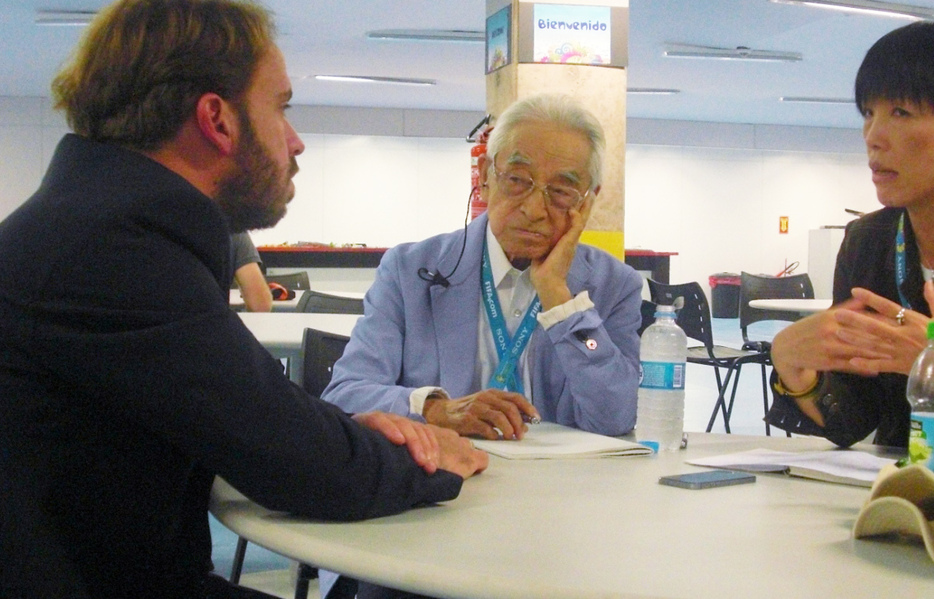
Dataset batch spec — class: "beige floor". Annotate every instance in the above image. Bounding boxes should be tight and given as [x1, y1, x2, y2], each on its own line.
[240, 566, 319, 599]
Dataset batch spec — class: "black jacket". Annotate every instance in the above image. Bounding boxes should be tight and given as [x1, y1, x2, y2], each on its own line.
[766, 207, 922, 447]
[0, 135, 462, 598]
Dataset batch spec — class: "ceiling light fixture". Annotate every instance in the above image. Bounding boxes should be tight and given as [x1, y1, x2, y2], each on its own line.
[664, 44, 802, 62]
[366, 29, 484, 43]
[35, 10, 96, 26]
[769, 0, 934, 21]
[314, 75, 436, 86]
[628, 88, 681, 95]
[780, 96, 855, 104]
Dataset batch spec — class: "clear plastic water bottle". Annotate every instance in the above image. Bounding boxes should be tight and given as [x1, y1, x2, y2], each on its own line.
[637, 304, 687, 452]
[905, 321, 934, 471]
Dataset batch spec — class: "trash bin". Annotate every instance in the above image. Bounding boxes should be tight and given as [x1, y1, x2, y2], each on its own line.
[709, 273, 741, 318]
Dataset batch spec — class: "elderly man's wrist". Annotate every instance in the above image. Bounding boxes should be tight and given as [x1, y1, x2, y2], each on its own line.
[537, 285, 573, 311]
[410, 387, 448, 416]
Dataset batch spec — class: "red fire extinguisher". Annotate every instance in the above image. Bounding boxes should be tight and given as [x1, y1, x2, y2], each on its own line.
[468, 115, 492, 221]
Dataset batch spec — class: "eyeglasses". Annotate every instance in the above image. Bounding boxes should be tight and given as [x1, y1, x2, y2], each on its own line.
[491, 167, 589, 212]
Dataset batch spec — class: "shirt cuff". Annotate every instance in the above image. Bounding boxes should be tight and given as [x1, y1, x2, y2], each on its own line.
[536, 290, 594, 330]
[409, 386, 449, 416]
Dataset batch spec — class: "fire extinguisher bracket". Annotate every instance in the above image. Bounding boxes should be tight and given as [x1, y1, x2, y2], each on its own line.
[468, 115, 492, 221]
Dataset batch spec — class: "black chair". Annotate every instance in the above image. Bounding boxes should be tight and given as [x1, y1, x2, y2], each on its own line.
[739, 272, 815, 352]
[638, 299, 657, 337]
[266, 271, 311, 291]
[736, 272, 814, 436]
[300, 327, 351, 397]
[646, 279, 769, 434]
[230, 328, 353, 599]
[296, 290, 364, 315]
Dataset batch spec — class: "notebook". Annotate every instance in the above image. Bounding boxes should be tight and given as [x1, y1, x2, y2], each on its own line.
[687, 448, 898, 487]
[471, 421, 653, 459]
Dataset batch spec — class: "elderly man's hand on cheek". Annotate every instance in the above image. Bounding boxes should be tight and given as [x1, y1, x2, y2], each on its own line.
[530, 197, 594, 310]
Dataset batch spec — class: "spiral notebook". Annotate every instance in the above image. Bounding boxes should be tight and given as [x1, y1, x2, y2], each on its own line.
[471, 422, 653, 459]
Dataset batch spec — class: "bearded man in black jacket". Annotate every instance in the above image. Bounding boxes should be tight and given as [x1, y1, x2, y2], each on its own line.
[0, 1, 487, 598]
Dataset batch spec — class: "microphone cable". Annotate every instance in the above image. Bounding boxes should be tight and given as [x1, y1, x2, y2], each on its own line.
[417, 186, 475, 288]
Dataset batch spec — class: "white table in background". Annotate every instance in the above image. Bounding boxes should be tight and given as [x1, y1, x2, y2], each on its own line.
[230, 289, 366, 311]
[210, 433, 932, 599]
[748, 298, 831, 314]
[318, 290, 366, 300]
[237, 312, 360, 383]
[229, 289, 302, 312]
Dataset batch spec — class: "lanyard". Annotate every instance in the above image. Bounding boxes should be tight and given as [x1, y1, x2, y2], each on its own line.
[481, 238, 541, 394]
[895, 213, 912, 309]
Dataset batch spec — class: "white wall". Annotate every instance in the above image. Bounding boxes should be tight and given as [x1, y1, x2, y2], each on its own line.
[0, 96, 880, 303]
[249, 134, 471, 248]
[0, 97, 69, 219]
[624, 145, 878, 299]
[623, 117, 877, 301]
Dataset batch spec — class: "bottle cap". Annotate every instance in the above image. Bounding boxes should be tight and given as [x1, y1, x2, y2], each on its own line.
[654, 305, 676, 318]
[928, 321, 934, 341]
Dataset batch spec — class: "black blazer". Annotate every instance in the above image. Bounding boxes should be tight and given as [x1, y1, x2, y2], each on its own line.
[766, 207, 921, 448]
[0, 135, 462, 598]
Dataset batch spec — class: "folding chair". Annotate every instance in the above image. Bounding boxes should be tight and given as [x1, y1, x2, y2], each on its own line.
[647, 279, 770, 433]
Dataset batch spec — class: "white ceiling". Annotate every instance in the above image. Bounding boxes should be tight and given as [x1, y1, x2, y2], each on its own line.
[2, 0, 932, 130]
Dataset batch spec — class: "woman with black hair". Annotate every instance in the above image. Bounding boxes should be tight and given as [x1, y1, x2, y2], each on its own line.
[768, 22, 934, 448]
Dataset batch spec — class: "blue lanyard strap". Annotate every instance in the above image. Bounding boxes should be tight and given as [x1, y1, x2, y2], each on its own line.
[481, 238, 541, 394]
[896, 213, 912, 309]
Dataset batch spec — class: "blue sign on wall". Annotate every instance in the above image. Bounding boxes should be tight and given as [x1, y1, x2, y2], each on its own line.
[486, 5, 512, 74]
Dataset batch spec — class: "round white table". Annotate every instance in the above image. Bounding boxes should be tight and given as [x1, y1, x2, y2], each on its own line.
[210, 433, 933, 598]
[748, 298, 831, 314]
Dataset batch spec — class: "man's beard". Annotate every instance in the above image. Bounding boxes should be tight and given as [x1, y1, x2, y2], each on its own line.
[216, 110, 298, 233]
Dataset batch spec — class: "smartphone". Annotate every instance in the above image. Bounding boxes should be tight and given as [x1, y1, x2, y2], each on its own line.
[658, 470, 756, 490]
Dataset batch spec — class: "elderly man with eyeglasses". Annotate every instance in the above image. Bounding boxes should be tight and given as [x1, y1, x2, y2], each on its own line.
[323, 94, 643, 443]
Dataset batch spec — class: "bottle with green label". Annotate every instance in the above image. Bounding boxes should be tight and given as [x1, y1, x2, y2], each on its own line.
[905, 321, 934, 470]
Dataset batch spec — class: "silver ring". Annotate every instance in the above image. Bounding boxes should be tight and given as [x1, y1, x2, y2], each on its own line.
[896, 308, 906, 326]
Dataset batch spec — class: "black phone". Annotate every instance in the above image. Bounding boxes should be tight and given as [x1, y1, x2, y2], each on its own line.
[658, 470, 756, 490]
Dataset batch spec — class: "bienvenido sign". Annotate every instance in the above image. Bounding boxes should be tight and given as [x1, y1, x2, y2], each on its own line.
[533, 4, 612, 65]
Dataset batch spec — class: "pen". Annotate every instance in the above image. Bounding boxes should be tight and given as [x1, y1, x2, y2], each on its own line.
[523, 414, 541, 425]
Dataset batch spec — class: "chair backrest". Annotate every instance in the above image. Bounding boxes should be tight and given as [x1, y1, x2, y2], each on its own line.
[638, 300, 657, 337]
[739, 272, 815, 344]
[266, 271, 311, 290]
[302, 327, 351, 397]
[296, 290, 365, 314]
[646, 279, 715, 352]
